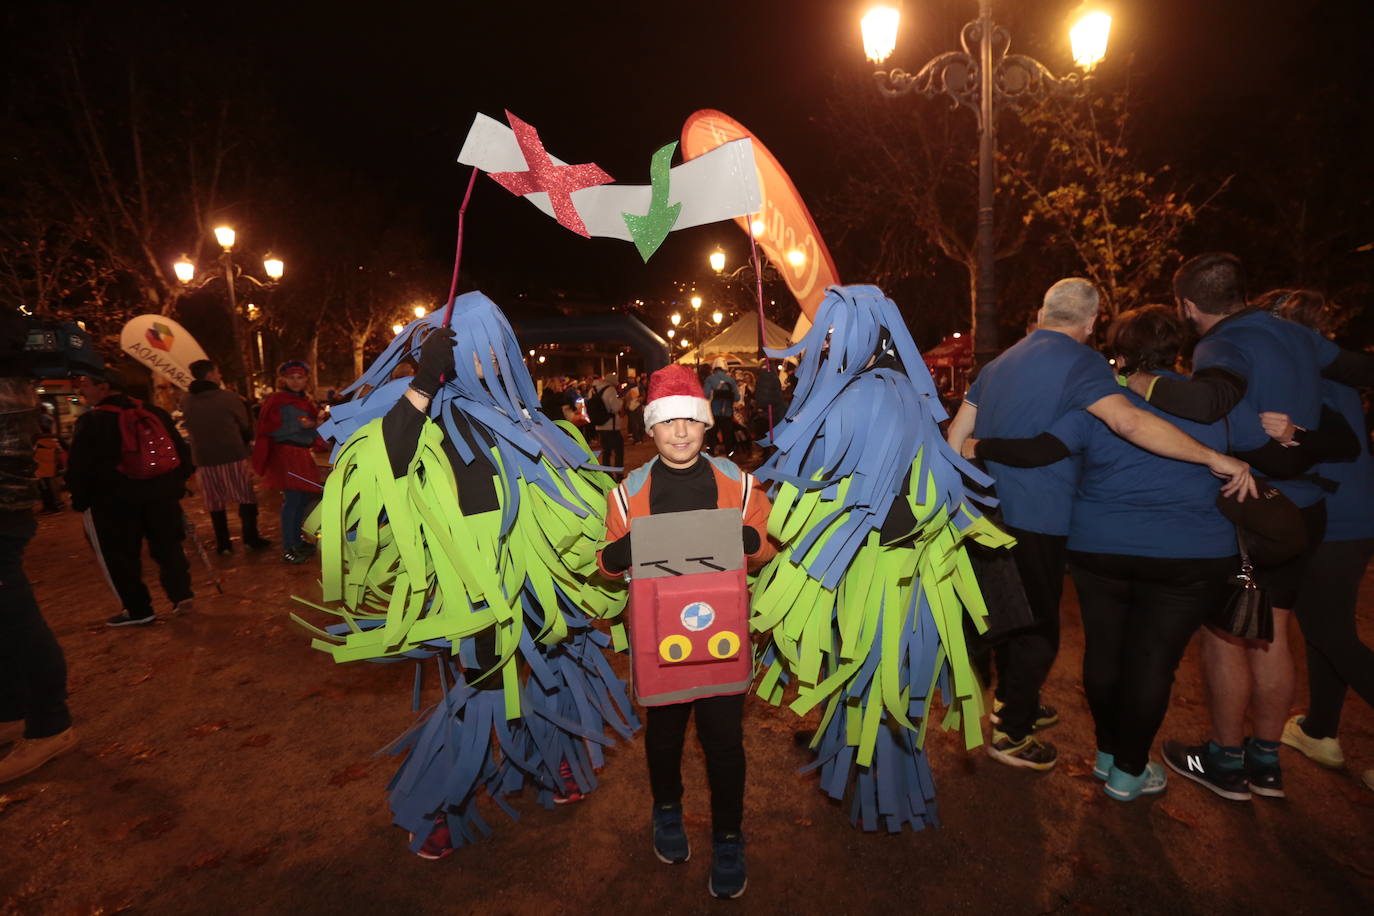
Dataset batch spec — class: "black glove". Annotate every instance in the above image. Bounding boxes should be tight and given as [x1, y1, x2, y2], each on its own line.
[411, 327, 456, 398]
[601, 532, 632, 574]
[742, 524, 761, 555]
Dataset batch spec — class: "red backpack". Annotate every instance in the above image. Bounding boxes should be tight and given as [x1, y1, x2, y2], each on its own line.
[96, 399, 182, 479]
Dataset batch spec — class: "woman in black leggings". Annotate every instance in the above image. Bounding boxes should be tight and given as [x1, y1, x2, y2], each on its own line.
[1268, 290, 1374, 793]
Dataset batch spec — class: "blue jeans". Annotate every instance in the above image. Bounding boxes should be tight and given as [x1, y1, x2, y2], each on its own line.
[280, 489, 317, 550]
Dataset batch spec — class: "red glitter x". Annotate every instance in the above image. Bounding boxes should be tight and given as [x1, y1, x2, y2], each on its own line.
[489, 111, 612, 238]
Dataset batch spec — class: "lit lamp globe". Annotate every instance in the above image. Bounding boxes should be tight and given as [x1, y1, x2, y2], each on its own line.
[671, 313, 682, 327]
[690, 296, 702, 311]
[750, 219, 766, 238]
[712, 311, 724, 325]
[391, 323, 403, 335]
[263, 255, 285, 280]
[786, 249, 806, 267]
[213, 225, 236, 251]
[173, 256, 196, 284]
[1069, 8, 1112, 70]
[414, 305, 427, 318]
[709, 250, 726, 273]
[860, 5, 900, 64]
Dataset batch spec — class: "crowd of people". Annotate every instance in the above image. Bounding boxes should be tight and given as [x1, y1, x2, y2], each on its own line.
[2, 252, 1373, 898]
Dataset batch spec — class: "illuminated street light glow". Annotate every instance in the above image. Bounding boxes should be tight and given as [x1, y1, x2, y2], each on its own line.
[952, 331, 962, 339]
[214, 225, 237, 250]
[712, 311, 723, 325]
[173, 256, 195, 284]
[786, 249, 806, 267]
[690, 295, 702, 310]
[709, 250, 726, 272]
[671, 313, 682, 327]
[750, 219, 765, 237]
[263, 255, 284, 280]
[528, 349, 536, 356]
[537, 355, 545, 363]
[1070, 10, 1112, 70]
[667, 329, 676, 339]
[414, 305, 427, 318]
[391, 323, 403, 335]
[860, 5, 900, 65]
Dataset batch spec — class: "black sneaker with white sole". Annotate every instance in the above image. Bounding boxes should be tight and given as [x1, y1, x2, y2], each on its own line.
[105, 611, 157, 628]
[986, 732, 1058, 770]
[1163, 740, 1251, 801]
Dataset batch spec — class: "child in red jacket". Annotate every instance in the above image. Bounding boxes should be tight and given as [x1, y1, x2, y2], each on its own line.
[597, 365, 773, 900]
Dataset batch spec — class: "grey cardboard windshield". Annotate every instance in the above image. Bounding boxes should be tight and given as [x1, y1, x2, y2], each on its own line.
[630, 508, 744, 578]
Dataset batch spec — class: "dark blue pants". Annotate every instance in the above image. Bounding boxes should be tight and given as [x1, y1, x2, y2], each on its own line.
[0, 512, 71, 739]
[280, 489, 316, 549]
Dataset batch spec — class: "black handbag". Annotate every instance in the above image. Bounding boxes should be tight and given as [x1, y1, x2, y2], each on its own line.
[1214, 530, 1274, 642]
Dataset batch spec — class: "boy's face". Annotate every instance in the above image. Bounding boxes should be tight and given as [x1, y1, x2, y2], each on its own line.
[650, 417, 706, 468]
[282, 371, 308, 392]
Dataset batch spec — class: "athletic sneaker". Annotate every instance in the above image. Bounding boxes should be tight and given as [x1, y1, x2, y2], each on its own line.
[105, 611, 156, 628]
[553, 759, 583, 805]
[708, 831, 747, 899]
[171, 598, 195, 616]
[650, 803, 690, 864]
[986, 731, 1057, 770]
[990, 699, 1059, 731]
[410, 817, 453, 861]
[1163, 740, 1251, 801]
[282, 547, 310, 565]
[1093, 750, 1114, 780]
[1244, 737, 1285, 799]
[1281, 715, 1344, 769]
[1104, 762, 1168, 801]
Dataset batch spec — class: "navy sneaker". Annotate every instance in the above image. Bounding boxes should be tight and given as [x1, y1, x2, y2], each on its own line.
[708, 831, 747, 899]
[651, 803, 690, 864]
[1163, 740, 1251, 802]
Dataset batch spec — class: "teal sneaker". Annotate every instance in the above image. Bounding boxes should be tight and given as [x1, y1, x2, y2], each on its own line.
[1093, 750, 1114, 780]
[651, 803, 690, 864]
[708, 831, 747, 899]
[1104, 762, 1168, 801]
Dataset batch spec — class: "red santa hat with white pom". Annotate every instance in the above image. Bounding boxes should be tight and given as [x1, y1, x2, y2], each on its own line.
[642, 364, 714, 429]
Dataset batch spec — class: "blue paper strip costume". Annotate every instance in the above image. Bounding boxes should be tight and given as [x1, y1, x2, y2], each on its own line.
[750, 285, 1013, 831]
[291, 292, 637, 854]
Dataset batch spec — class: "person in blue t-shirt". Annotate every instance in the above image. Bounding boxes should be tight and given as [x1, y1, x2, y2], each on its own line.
[1126, 254, 1374, 802]
[1264, 291, 1374, 795]
[946, 279, 1255, 771]
[967, 305, 1346, 801]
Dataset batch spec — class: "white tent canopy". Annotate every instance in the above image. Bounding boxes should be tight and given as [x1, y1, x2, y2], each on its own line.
[676, 314, 793, 366]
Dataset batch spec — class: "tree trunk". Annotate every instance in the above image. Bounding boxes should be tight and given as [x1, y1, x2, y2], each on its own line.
[352, 337, 366, 381]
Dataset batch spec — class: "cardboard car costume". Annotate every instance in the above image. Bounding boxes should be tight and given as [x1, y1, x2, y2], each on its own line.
[626, 507, 751, 705]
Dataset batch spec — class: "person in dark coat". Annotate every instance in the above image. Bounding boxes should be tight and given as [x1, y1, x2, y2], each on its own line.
[181, 359, 270, 554]
[0, 315, 77, 781]
[67, 367, 195, 626]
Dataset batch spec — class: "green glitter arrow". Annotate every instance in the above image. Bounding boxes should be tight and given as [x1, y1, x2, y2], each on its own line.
[622, 141, 682, 262]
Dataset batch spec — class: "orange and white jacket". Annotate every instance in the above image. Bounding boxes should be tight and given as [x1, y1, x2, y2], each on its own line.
[596, 455, 775, 578]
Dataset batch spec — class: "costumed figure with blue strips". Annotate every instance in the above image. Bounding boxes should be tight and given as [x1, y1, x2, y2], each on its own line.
[750, 284, 1015, 831]
[291, 291, 637, 859]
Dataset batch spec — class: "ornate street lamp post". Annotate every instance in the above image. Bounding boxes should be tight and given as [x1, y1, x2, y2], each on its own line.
[174, 226, 284, 395]
[861, 3, 1111, 365]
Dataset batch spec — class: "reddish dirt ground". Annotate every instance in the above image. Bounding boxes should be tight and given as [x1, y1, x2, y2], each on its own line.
[4, 439, 1373, 914]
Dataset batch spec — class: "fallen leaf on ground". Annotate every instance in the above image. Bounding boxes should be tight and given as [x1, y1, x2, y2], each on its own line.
[187, 720, 231, 738]
[240, 734, 274, 748]
[327, 762, 372, 787]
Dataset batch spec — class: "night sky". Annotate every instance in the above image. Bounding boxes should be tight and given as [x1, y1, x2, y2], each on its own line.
[7, 0, 1373, 331]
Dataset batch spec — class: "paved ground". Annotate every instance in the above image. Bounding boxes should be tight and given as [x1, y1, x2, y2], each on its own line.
[4, 439, 1373, 914]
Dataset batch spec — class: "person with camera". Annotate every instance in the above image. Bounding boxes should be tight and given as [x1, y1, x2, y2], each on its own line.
[0, 312, 77, 781]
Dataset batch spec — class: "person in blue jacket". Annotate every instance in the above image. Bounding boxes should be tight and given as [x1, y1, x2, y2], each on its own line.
[1264, 290, 1374, 795]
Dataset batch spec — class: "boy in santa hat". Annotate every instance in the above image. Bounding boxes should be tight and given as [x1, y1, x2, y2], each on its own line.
[597, 363, 773, 900]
